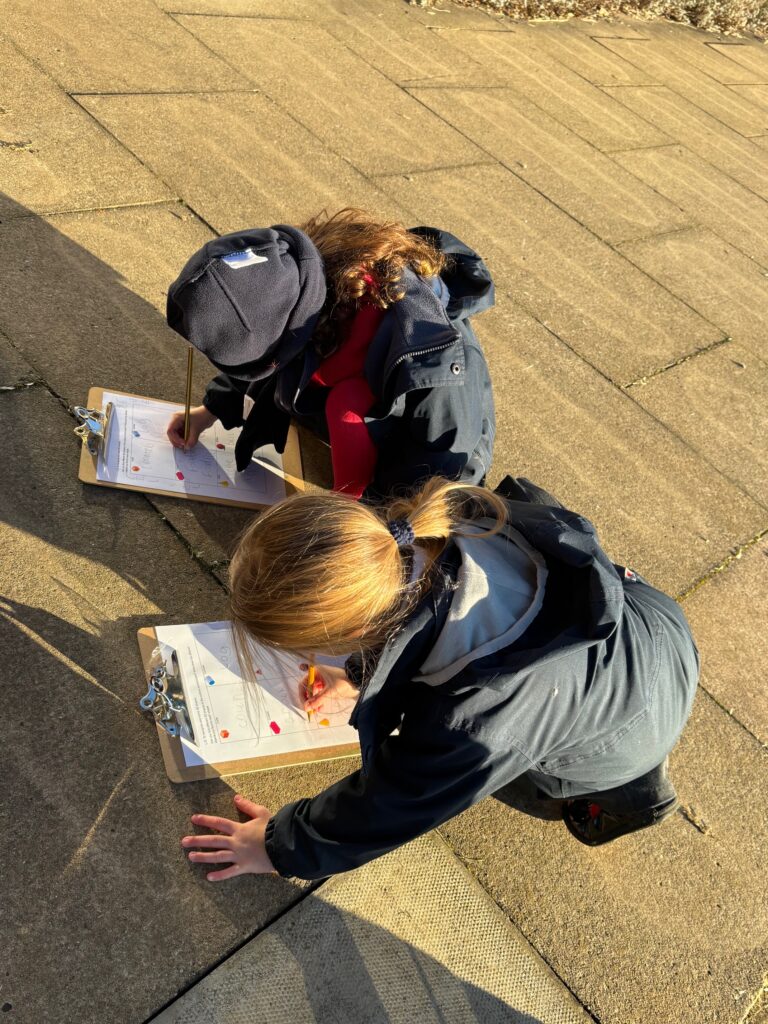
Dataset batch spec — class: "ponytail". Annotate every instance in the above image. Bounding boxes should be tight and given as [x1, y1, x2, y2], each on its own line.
[229, 479, 508, 665]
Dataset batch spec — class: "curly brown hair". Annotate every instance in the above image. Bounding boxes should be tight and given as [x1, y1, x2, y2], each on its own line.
[299, 208, 447, 356]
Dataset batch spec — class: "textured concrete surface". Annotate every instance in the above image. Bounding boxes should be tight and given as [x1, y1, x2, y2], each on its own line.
[153, 834, 593, 1024]
[3, 2, 768, 1022]
[478, 302, 765, 596]
[0, 0, 247, 93]
[409, 85, 691, 243]
[439, 687, 768, 1024]
[681, 535, 768, 744]
[0, 40, 171, 217]
[374, 162, 724, 384]
[174, 17, 486, 176]
[78, 92, 408, 234]
[0, 388, 357, 1024]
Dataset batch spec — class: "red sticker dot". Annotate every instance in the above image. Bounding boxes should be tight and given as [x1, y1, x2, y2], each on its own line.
[131, 466, 140, 472]
[176, 471, 185, 480]
[216, 443, 225, 450]
[269, 721, 281, 735]
[220, 729, 229, 739]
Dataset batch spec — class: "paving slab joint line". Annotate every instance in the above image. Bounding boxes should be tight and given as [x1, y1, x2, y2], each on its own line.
[70, 89, 261, 97]
[432, 828, 599, 1023]
[741, 973, 768, 1024]
[0, 379, 43, 394]
[676, 526, 768, 602]
[622, 335, 732, 388]
[140, 877, 326, 1024]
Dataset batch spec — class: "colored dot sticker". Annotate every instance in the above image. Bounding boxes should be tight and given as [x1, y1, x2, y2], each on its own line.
[319, 719, 330, 727]
[269, 721, 281, 735]
[219, 480, 229, 487]
[132, 430, 140, 437]
[176, 471, 185, 481]
[205, 675, 215, 686]
[220, 729, 229, 739]
[131, 466, 141, 472]
[216, 443, 225, 450]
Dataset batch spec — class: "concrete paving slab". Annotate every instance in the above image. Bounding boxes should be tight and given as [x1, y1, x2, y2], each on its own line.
[603, 86, 768, 201]
[439, 687, 768, 1024]
[173, 17, 485, 176]
[601, 24, 768, 84]
[374, 162, 724, 385]
[427, 29, 670, 151]
[403, 2, 513, 30]
[1, 0, 249, 94]
[625, 343, 768, 507]
[611, 145, 768, 267]
[730, 84, 768, 111]
[0, 202, 214, 402]
[681, 535, 768, 744]
[158, 0, 313, 14]
[0, 385, 357, 1024]
[499, 21, 655, 85]
[79, 91, 409, 234]
[599, 38, 768, 136]
[0, 330, 38, 388]
[0, 41, 171, 218]
[709, 42, 768, 80]
[324, 0, 492, 86]
[618, 227, 768, 362]
[153, 834, 593, 1024]
[409, 86, 690, 244]
[476, 301, 763, 596]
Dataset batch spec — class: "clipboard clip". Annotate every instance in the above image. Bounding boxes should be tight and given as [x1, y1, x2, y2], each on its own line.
[139, 642, 195, 742]
[73, 401, 113, 455]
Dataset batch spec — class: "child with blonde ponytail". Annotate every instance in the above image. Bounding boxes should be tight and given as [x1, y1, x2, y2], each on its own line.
[182, 477, 699, 881]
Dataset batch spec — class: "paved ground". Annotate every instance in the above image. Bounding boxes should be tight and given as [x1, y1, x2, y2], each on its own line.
[1, 2, 767, 1023]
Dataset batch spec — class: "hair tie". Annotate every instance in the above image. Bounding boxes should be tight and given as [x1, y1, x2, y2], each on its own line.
[387, 519, 415, 548]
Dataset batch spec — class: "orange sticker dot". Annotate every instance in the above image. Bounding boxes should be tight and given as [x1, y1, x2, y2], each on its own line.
[319, 719, 330, 727]
[220, 729, 229, 739]
[131, 466, 140, 472]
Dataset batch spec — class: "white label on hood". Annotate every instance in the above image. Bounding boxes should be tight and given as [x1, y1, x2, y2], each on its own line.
[220, 248, 268, 269]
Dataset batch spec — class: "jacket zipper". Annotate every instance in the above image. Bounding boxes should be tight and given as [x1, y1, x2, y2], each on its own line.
[388, 338, 456, 371]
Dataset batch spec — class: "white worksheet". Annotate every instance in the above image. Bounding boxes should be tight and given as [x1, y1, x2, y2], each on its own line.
[154, 622, 359, 767]
[97, 391, 286, 505]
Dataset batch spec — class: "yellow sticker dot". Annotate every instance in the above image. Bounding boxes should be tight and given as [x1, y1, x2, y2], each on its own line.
[219, 480, 229, 487]
[319, 719, 330, 727]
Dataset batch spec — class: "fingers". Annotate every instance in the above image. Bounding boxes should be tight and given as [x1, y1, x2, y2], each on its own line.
[181, 834, 232, 850]
[187, 850, 235, 864]
[207, 865, 244, 883]
[233, 794, 269, 819]
[190, 813, 237, 835]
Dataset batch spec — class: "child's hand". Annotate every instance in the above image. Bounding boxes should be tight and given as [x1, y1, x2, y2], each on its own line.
[299, 663, 359, 713]
[181, 795, 276, 880]
[167, 405, 217, 450]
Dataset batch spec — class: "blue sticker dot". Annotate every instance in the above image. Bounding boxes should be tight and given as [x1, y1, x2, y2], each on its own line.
[205, 675, 215, 686]
[132, 430, 140, 437]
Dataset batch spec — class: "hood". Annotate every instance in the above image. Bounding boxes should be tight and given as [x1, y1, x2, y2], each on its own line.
[415, 522, 548, 687]
[166, 225, 326, 382]
[409, 226, 495, 321]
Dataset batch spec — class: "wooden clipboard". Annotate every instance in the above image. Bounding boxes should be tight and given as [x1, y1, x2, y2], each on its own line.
[138, 628, 361, 784]
[78, 387, 304, 509]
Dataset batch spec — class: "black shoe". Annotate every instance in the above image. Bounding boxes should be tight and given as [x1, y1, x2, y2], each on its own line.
[563, 795, 679, 847]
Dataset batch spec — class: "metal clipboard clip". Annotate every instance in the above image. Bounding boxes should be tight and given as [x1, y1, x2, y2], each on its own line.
[139, 641, 196, 742]
[73, 401, 113, 456]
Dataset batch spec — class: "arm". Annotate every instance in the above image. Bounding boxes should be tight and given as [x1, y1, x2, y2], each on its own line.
[264, 696, 529, 880]
[202, 372, 251, 431]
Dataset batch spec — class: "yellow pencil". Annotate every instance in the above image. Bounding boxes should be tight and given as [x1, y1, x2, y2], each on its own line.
[306, 663, 316, 722]
[183, 346, 194, 446]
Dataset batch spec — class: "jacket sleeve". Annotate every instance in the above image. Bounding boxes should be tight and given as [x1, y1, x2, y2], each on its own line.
[202, 372, 249, 431]
[372, 344, 493, 495]
[263, 693, 529, 880]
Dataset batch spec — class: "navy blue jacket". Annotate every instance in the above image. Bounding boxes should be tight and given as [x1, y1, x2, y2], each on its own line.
[202, 228, 496, 496]
[264, 479, 699, 880]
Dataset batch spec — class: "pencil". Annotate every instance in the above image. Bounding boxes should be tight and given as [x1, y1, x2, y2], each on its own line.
[306, 663, 316, 722]
[183, 346, 194, 446]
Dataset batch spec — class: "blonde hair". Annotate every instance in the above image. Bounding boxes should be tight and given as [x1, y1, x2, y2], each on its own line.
[229, 478, 508, 675]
